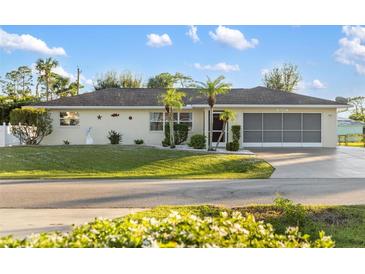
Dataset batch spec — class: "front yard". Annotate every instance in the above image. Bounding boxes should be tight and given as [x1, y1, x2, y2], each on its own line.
[0, 145, 274, 179]
[1, 199, 364, 247]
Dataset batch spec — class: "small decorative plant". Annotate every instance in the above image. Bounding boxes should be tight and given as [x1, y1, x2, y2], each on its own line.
[226, 125, 241, 151]
[63, 139, 70, 145]
[134, 139, 144, 145]
[188, 134, 206, 149]
[107, 130, 122, 144]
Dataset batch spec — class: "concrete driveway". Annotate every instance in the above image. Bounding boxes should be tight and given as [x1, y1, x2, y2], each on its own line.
[251, 146, 365, 178]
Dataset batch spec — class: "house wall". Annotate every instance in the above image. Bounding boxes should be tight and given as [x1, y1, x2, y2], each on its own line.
[337, 125, 364, 135]
[42, 108, 204, 145]
[42, 107, 338, 148]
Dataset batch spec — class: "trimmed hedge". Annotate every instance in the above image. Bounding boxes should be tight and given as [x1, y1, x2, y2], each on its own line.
[226, 125, 241, 151]
[188, 134, 206, 149]
[163, 123, 189, 146]
[0, 209, 334, 248]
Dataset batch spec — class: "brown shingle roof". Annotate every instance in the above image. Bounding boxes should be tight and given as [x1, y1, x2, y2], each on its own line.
[33, 86, 343, 107]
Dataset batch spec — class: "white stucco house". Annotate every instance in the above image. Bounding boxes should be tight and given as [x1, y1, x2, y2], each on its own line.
[32, 86, 348, 148]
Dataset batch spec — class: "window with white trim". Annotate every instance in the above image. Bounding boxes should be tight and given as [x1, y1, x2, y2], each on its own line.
[60, 112, 80, 126]
[150, 112, 164, 131]
[150, 112, 193, 131]
[164, 112, 193, 131]
[178, 112, 193, 130]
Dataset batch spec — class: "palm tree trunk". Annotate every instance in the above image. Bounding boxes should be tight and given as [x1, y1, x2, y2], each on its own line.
[35, 82, 39, 98]
[215, 121, 226, 150]
[46, 77, 49, 101]
[169, 109, 175, 148]
[208, 106, 214, 150]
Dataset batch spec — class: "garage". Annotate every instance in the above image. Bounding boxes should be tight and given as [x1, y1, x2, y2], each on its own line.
[243, 113, 322, 147]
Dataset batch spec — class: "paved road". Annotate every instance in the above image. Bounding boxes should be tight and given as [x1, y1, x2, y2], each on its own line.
[0, 208, 145, 238]
[1, 178, 365, 208]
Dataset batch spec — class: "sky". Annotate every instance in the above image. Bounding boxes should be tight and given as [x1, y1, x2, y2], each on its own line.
[1, 25, 365, 101]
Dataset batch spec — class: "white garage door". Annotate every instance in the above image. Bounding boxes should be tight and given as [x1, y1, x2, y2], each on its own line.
[243, 113, 322, 147]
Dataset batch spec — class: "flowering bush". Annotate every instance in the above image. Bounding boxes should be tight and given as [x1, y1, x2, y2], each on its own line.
[0, 210, 334, 248]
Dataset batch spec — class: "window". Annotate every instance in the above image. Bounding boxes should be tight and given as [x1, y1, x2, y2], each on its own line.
[60, 112, 80, 126]
[178, 113, 193, 130]
[150, 112, 164, 131]
[150, 112, 193, 131]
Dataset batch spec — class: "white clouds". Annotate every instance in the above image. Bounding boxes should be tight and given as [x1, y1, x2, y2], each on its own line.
[297, 79, 327, 93]
[260, 68, 270, 76]
[186, 25, 199, 43]
[342, 26, 365, 41]
[310, 79, 327, 89]
[52, 66, 73, 79]
[0, 28, 66, 56]
[52, 66, 93, 86]
[194, 62, 240, 72]
[335, 25, 365, 75]
[146, 33, 172, 48]
[209, 26, 258, 50]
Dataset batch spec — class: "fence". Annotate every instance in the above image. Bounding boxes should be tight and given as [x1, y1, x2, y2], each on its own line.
[0, 123, 21, 147]
[338, 134, 365, 146]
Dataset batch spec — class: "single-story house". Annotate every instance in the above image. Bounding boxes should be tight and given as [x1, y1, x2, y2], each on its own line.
[337, 117, 365, 142]
[33, 86, 348, 148]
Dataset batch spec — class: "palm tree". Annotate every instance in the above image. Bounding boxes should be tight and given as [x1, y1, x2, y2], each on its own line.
[215, 110, 236, 150]
[35, 58, 59, 101]
[195, 76, 231, 150]
[160, 88, 186, 148]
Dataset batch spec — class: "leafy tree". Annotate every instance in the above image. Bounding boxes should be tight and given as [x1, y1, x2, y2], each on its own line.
[195, 76, 231, 151]
[263, 63, 301, 92]
[349, 113, 365, 122]
[9, 107, 53, 145]
[215, 110, 236, 150]
[35, 58, 59, 101]
[119, 71, 143, 88]
[4, 70, 19, 97]
[147, 72, 193, 88]
[94, 71, 143, 90]
[348, 96, 365, 115]
[17, 66, 33, 97]
[160, 88, 186, 148]
[50, 74, 82, 98]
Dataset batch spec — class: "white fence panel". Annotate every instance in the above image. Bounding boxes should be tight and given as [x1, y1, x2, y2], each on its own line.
[0, 123, 21, 147]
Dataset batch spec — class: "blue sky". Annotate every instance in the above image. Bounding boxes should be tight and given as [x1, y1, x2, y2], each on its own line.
[1, 25, 365, 100]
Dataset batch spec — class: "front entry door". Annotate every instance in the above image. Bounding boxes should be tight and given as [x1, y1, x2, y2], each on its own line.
[212, 112, 226, 144]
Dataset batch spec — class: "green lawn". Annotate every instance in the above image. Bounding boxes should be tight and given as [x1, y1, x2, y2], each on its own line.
[338, 142, 365, 148]
[0, 145, 274, 179]
[130, 204, 365, 248]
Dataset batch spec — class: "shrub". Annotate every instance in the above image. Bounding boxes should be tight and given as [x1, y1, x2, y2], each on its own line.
[107, 130, 122, 144]
[9, 107, 53, 145]
[63, 140, 70, 145]
[163, 124, 189, 146]
[188, 134, 206, 149]
[274, 197, 309, 227]
[225, 125, 241, 151]
[134, 139, 144, 145]
[226, 141, 239, 151]
[0, 209, 334, 248]
[231, 125, 241, 143]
